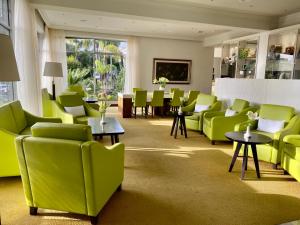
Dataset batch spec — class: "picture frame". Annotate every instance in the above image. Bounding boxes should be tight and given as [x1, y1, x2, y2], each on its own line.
[152, 58, 192, 84]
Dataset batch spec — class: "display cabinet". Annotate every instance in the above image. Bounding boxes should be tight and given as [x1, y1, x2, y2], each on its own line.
[220, 43, 238, 78]
[294, 30, 300, 79]
[265, 30, 298, 79]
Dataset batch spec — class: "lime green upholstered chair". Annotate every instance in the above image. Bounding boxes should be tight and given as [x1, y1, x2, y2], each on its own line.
[170, 89, 184, 111]
[0, 101, 61, 177]
[282, 131, 300, 182]
[41, 88, 53, 117]
[203, 99, 254, 144]
[56, 93, 101, 124]
[66, 85, 86, 97]
[15, 122, 124, 224]
[148, 90, 164, 117]
[132, 90, 147, 118]
[235, 104, 299, 167]
[187, 90, 200, 105]
[182, 93, 222, 132]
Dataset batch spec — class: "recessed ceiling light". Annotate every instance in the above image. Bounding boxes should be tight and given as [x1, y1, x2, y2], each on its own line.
[238, 0, 252, 3]
[80, 19, 87, 22]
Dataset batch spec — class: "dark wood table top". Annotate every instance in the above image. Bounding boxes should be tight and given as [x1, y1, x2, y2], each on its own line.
[88, 117, 125, 135]
[225, 131, 273, 144]
[83, 97, 98, 103]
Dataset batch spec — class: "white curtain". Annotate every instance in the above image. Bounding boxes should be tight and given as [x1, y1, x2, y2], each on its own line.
[125, 36, 140, 93]
[40, 26, 52, 93]
[14, 0, 41, 114]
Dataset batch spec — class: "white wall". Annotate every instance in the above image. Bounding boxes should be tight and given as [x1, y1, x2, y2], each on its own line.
[215, 78, 300, 111]
[136, 37, 214, 94]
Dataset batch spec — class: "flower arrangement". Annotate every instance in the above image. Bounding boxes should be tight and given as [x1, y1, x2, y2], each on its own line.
[97, 92, 112, 124]
[153, 77, 169, 90]
[244, 111, 259, 139]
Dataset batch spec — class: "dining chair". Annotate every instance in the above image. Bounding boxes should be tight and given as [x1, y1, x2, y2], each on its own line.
[187, 90, 200, 105]
[148, 90, 164, 117]
[132, 90, 147, 118]
[169, 89, 184, 111]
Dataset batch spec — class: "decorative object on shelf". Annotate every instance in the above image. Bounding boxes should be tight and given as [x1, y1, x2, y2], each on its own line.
[153, 77, 169, 90]
[153, 58, 191, 84]
[244, 111, 259, 140]
[284, 46, 295, 55]
[239, 48, 250, 59]
[98, 92, 112, 124]
[43, 62, 63, 100]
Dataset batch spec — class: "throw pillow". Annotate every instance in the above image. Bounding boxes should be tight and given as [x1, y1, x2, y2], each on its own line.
[64, 105, 86, 117]
[257, 118, 285, 133]
[194, 104, 209, 113]
[225, 109, 236, 117]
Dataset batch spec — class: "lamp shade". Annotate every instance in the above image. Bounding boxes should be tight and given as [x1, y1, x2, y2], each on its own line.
[0, 34, 20, 81]
[43, 62, 63, 78]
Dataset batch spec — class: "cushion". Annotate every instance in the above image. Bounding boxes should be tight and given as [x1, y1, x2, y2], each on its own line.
[257, 118, 285, 134]
[64, 106, 86, 117]
[225, 109, 236, 117]
[57, 94, 84, 107]
[31, 122, 92, 142]
[194, 104, 209, 113]
[19, 127, 32, 135]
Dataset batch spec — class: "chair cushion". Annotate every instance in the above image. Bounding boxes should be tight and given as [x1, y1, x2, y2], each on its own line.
[259, 104, 294, 122]
[225, 109, 236, 117]
[57, 94, 84, 107]
[19, 127, 32, 135]
[194, 104, 209, 113]
[252, 130, 274, 139]
[186, 114, 201, 121]
[9, 101, 27, 133]
[64, 106, 86, 117]
[257, 118, 285, 134]
[31, 122, 92, 142]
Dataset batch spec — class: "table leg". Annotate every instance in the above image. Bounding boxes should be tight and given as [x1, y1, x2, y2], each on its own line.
[115, 135, 119, 143]
[180, 118, 183, 135]
[229, 142, 242, 172]
[251, 144, 261, 178]
[241, 144, 248, 179]
[170, 116, 177, 136]
[111, 135, 115, 145]
[174, 117, 179, 139]
[182, 116, 187, 138]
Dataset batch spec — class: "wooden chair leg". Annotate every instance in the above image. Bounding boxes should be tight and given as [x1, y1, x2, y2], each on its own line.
[152, 106, 154, 118]
[117, 184, 122, 192]
[134, 107, 137, 119]
[30, 207, 38, 215]
[90, 215, 99, 225]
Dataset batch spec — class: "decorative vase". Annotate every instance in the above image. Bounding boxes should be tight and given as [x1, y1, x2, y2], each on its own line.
[100, 110, 106, 124]
[244, 125, 251, 140]
[159, 85, 165, 91]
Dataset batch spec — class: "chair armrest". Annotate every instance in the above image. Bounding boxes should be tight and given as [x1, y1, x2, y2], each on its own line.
[283, 135, 300, 146]
[204, 111, 225, 120]
[84, 102, 101, 117]
[210, 101, 222, 111]
[24, 111, 62, 126]
[81, 141, 124, 216]
[234, 120, 258, 132]
[52, 101, 74, 124]
[212, 114, 248, 128]
[181, 100, 196, 112]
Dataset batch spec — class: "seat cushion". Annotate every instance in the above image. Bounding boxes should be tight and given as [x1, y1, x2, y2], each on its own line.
[19, 127, 32, 135]
[284, 144, 300, 161]
[251, 130, 274, 139]
[75, 116, 89, 125]
[186, 114, 200, 121]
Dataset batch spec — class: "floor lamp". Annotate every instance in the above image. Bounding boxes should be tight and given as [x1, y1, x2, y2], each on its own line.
[43, 62, 63, 100]
[0, 34, 20, 100]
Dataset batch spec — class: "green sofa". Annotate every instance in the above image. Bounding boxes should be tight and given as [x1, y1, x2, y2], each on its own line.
[0, 101, 61, 177]
[15, 122, 124, 224]
[282, 132, 300, 182]
[182, 93, 222, 132]
[235, 104, 300, 167]
[203, 99, 255, 144]
[55, 93, 101, 124]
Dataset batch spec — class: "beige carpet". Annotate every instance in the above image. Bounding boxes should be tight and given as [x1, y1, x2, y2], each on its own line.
[1, 108, 300, 225]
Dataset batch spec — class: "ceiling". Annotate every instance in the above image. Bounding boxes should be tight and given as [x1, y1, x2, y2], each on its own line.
[32, 0, 300, 43]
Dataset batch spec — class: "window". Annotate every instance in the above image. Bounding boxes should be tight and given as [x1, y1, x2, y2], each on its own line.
[66, 38, 127, 100]
[0, 0, 15, 105]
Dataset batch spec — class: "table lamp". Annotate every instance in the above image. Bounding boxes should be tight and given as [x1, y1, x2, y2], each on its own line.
[43, 61, 63, 100]
[0, 34, 20, 82]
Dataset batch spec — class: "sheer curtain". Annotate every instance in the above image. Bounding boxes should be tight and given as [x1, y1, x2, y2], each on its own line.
[14, 0, 41, 114]
[125, 36, 140, 93]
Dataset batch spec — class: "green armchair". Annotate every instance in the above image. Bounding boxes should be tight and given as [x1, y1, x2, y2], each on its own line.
[282, 132, 300, 182]
[182, 93, 222, 132]
[203, 99, 255, 144]
[15, 122, 124, 224]
[55, 93, 101, 124]
[0, 101, 61, 177]
[235, 104, 299, 167]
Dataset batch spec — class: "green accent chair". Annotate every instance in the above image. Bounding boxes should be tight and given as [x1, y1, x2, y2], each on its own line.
[235, 104, 299, 167]
[169, 89, 184, 111]
[15, 122, 124, 224]
[203, 99, 254, 144]
[66, 85, 86, 97]
[148, 90, 164, 117]
[0, 101, 61, 177]
[187, 90, 200, 105]
[282, 130, 300, 182]
[56, 93, 101, 124]
[182, 93, 222, 132]
[41, 88, 53, 117]
[132, 90, 147, 118]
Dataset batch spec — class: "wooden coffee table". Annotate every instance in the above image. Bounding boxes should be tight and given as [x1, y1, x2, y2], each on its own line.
[88, 117, 125, 144]
[225, 131, 272, 180]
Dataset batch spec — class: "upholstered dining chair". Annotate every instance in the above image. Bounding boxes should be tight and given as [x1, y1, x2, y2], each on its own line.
[148, 90, 164, 117]
[169, 89, 184, 111]
[132, 90, 147, 118]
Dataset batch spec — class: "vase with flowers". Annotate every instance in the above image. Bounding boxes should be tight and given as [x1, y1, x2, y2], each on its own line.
[244, 111, 259, 140]
[153, 77, 169, 91]
[98, 92, 112, 124]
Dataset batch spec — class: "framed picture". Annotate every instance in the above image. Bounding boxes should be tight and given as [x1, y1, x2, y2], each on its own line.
[153, 58, 192, 84]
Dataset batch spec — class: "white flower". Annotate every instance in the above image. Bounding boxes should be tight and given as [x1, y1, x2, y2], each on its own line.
[247, 111, 258, 121]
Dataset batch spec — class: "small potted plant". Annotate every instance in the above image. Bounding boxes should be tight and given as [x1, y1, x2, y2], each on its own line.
[153, 77, 169, 91]
[98, 92, 112, 124]
[245, 111, 259, 140]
